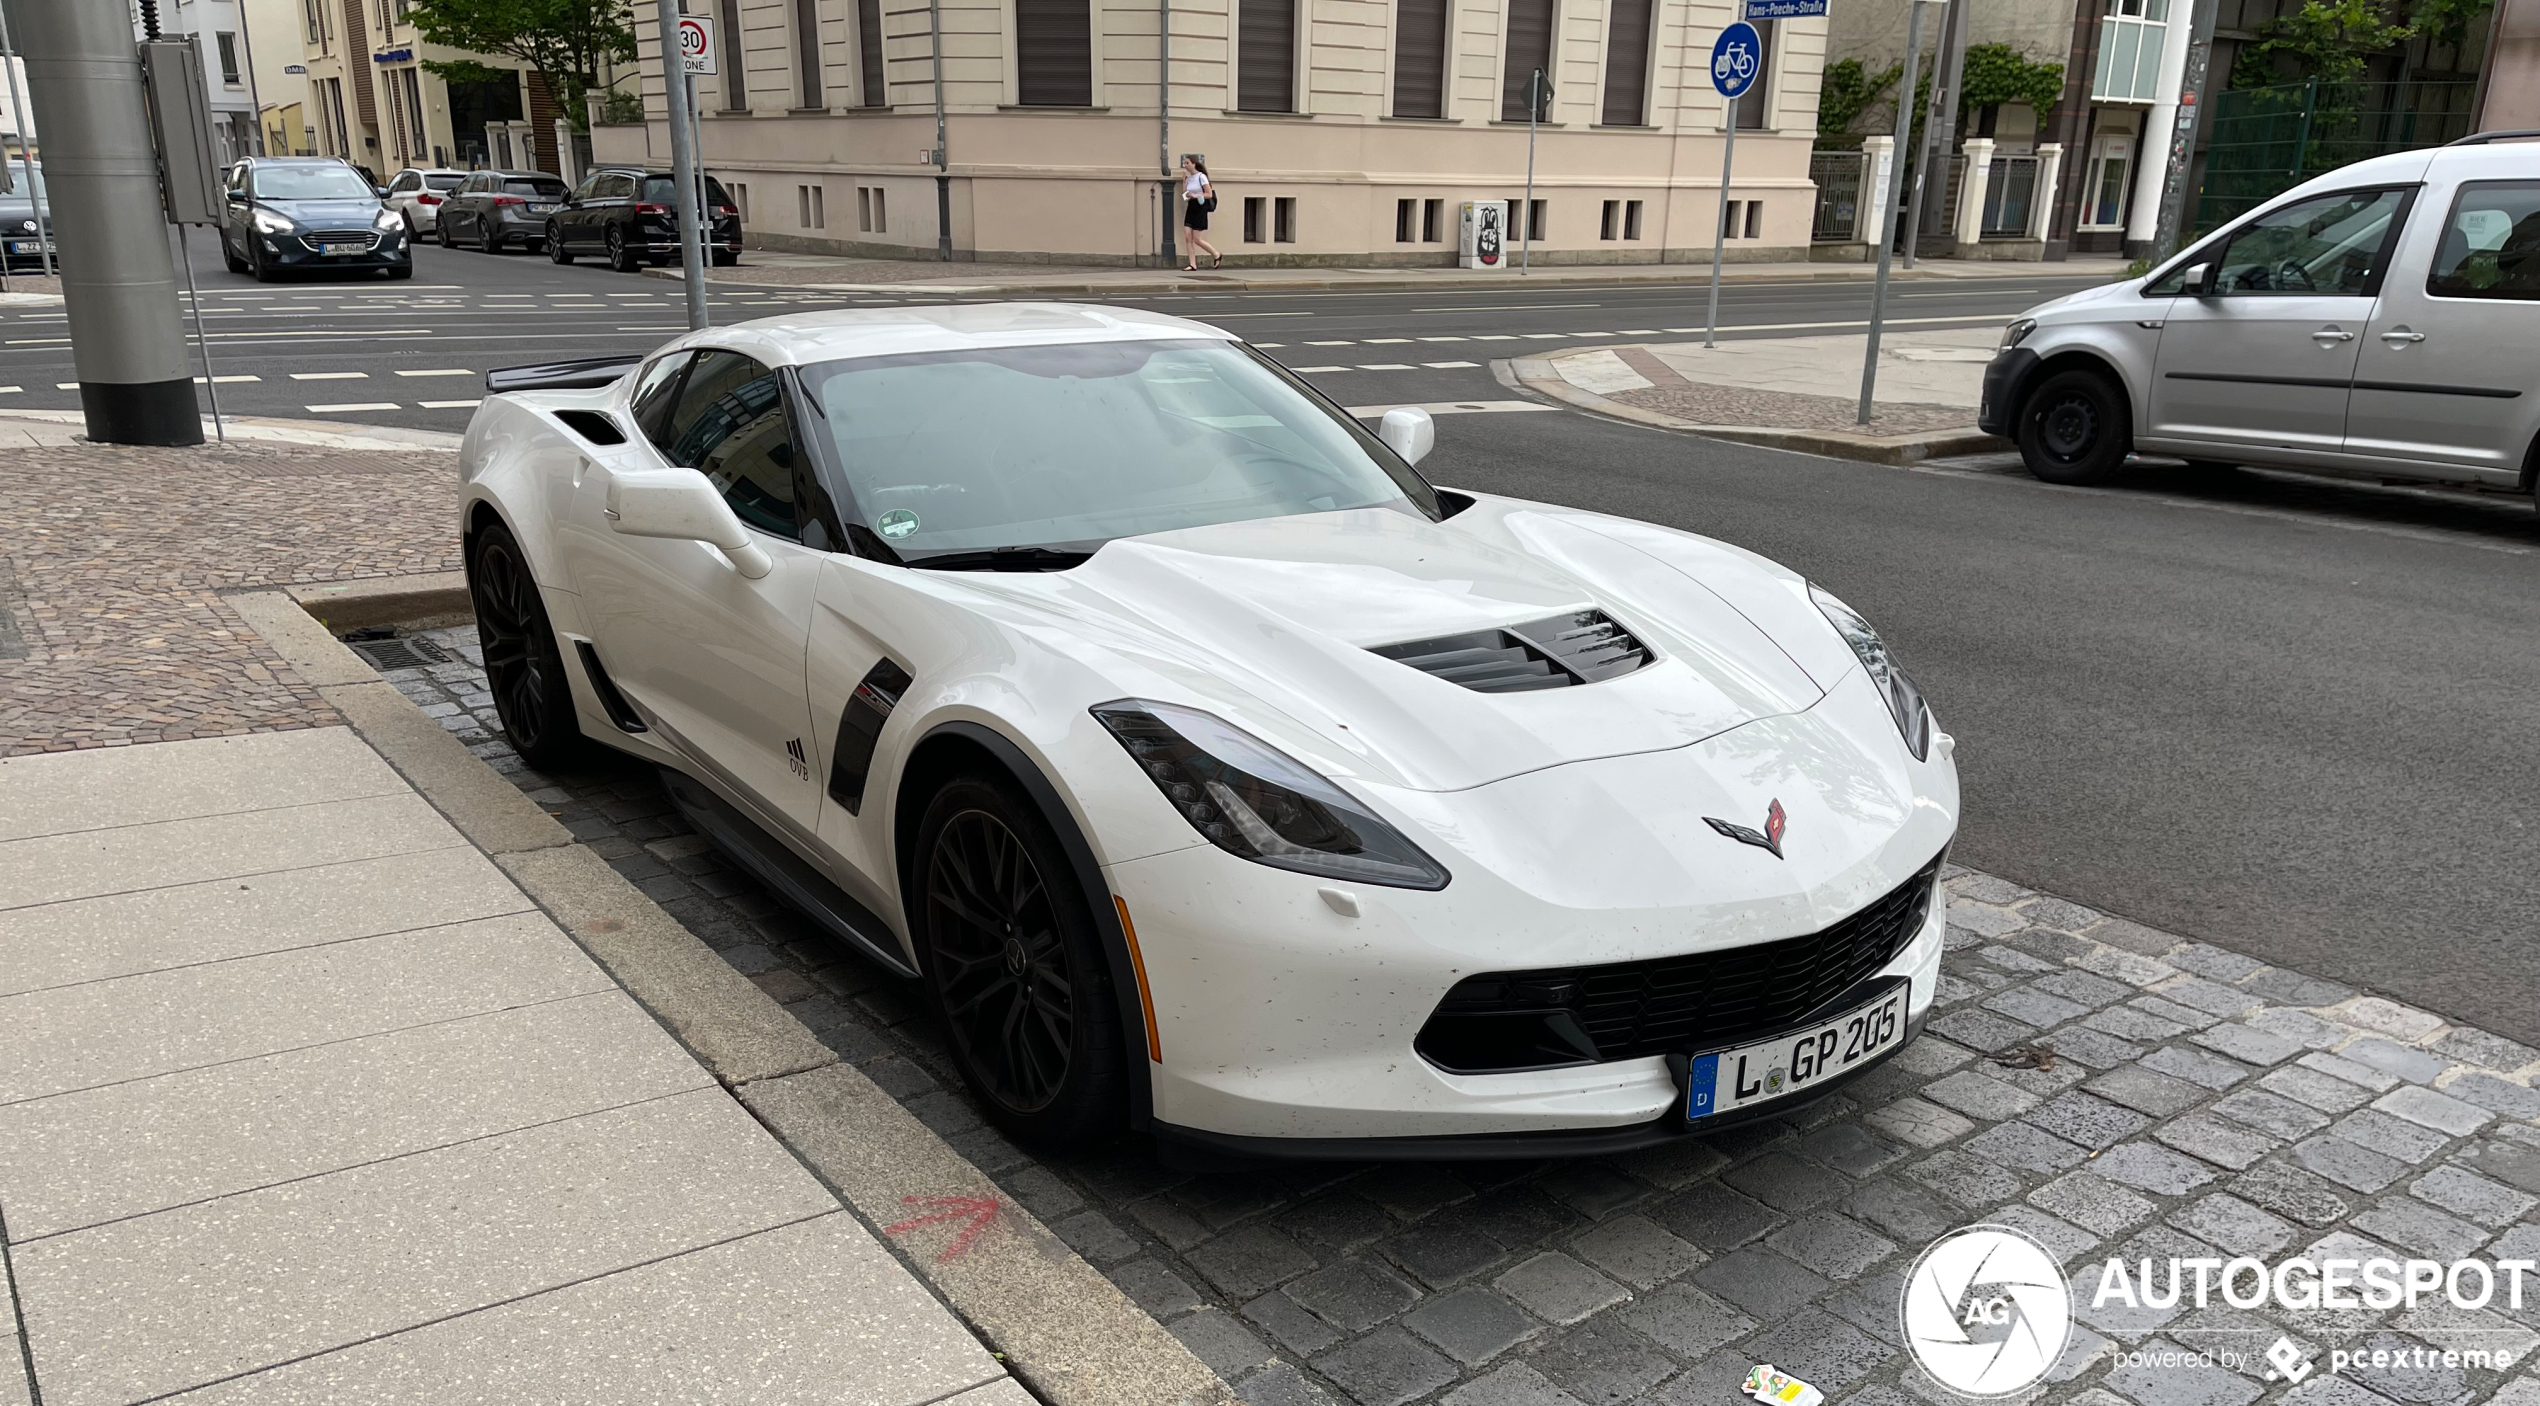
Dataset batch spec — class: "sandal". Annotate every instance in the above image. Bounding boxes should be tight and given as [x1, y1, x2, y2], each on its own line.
[1182, 263, 1199, 272]
[1212, 253, 1223, 269]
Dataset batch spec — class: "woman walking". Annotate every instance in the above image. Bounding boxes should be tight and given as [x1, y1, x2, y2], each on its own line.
[1179, 156, 1221, 271]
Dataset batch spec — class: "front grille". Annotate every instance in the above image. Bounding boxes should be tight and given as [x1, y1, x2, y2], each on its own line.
[301, 229, 380, 251]
[1372, 609, 1653, 694]
[1416, 852, 1944, 1073]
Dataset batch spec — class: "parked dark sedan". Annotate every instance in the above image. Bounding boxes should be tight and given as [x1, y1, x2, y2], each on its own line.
[216, 156, 411, 281]
[437, 170, 571, 254]
[545, 168, 742, 272]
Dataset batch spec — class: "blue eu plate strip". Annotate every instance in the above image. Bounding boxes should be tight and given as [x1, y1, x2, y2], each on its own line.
[1687, 1053, 1719, 1119]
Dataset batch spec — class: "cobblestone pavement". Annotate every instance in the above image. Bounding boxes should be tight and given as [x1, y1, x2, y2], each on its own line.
[1605, 380, 1971, 436]
[391, 622, 2540, 1406]
[0, 440, 459, 754]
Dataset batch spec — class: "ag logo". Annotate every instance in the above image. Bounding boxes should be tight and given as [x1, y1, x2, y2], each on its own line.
[1900, 1225, 2071, 1396]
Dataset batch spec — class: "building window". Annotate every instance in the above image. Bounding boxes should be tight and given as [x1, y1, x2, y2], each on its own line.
[1423, 198, 1443, 241]
[1734, 19, 1774, 129]
[719, 0, 748, 108]
[1601, 199, 1619, 239]
[1238, 0, 1296, 113]
[859, 185, 887, 231]
[216, 32, 242, 85]
[1500, 0, 1554, 122]
[1397, 197, 1418, 242]
[1274, 196, 1297, 243]
[303, 0, 323, 44]
[1505, 197, 1547, 240]
[2082, 133, 2133, 228]
[731, 181, 750, 221]
[1600, 0, 1651, 125]
[1391, 0, 1449, 119]
[1745, 201, 1760, 238]
[403, 69, 427, 159]
[1721, 200, 1760, 238]
[1244, 195, 1266, 242]
[1016, 0, 1093, 106]
[800, 184, 826, 228]
[795, 0, 825, 107]
[859, 0, 887, 105]
[1625, 198, 1643, 239]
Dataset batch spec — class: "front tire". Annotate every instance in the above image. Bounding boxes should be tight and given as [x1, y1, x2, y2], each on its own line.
[479, 222, 504, 255]
[467, 521, 588, 770]
[438, 218, 454, 248]
[914, 775, 1127, 1148]
[2016, 368, 2132, 486]
[222, 235, 246, 274]
[547, 223, 574, 264]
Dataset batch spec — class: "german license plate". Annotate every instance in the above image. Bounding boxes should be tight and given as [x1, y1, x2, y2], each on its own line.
[320, 242, 364, 256]
[6, 240, 47, 254]
[1685, 981, 1907, 1121]
[530, 203, 556, 213]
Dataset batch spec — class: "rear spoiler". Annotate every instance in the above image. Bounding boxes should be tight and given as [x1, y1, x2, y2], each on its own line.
[483, 354, 644, 394]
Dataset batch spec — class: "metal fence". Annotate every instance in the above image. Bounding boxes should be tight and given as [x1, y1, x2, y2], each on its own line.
[1983, 155, 2040, 239]
[2194, 79, 2477, 232]
[1811, 149, 1869, 242]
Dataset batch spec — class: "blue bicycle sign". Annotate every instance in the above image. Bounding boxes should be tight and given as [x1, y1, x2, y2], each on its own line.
[1711, 21, 1762, 97]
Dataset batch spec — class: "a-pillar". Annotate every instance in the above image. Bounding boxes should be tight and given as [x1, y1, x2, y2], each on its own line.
[1954, 136, 1996, 252]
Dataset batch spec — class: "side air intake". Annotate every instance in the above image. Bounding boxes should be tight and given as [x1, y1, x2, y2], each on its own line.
[1370, 610, 1653, 693]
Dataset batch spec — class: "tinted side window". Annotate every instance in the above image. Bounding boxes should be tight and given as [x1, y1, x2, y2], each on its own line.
[658, 351, 801, 539]
[631, 352, 694, 447]
[569, 173, 605, 201]
[597, 173, 636, 200]
[2213, 188, 2408, 297]
[390, 172, 419, 193]
[2427, 180, 2540, 301]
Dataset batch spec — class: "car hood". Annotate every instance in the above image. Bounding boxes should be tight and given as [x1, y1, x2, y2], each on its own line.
[2029, 277, 2147, 319]
[259, 198, 383, 225]
[934, 497, 1851, 792]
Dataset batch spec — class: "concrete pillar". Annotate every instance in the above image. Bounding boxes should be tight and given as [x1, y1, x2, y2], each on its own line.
[2031, 143, 2064, 242]
[1955, 136, 1995, 249]
[1861, 135, 1897, 243]
[2125, 0, 2196, 254]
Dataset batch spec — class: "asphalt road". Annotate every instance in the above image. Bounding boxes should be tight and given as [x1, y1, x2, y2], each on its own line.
[12, 231, 2531, 1045]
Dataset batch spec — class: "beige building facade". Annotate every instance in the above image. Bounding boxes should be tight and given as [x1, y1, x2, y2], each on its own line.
[295, 0, 581, 178]
[598, 0, 1828, 265]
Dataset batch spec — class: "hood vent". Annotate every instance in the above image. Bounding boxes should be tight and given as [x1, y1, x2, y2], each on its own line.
[1371, 609, 1653, 693]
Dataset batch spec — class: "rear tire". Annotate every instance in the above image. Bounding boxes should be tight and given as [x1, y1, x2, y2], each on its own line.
[914, 774, 1127, 1149]
[2015, 368, 2132, 486]
[467, 521, 589, 770]
[437, 219, 454, 248]
[606, 225, 640, 273]
[547, 223, 573, 264]
[479, 223, 503, 255]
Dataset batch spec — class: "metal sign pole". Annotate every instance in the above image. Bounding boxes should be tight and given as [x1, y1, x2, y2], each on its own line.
[1703, 18, 1758, 348]
[1704, 119, 1735, 346]
[177, 232, 222, 441]
[656, 0, 709, 330]
[0, 3, 55, 277]
[2150, 0, 2219, 257]
[1860, 1, 1928, 424]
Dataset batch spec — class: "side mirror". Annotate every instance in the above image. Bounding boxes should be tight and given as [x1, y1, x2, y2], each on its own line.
[2182, 262, 2215, 296]
[375, 186, 391, 198]
[605, 466, 772, 578]
[226, 188, 245, 201]
[1378, 406, 1435, 467]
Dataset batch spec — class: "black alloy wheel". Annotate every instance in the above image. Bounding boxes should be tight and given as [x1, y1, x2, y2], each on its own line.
[2016, 367, 2132, 486]
[437, 216, 454, 248]
[479, 220, 503, 254]
[466, 521, 587, 769]
[246, 235, 273, 283]
[548, 222, 574, 264]
[916, 777, 1125, 1146]
[606, 224, 640, 273]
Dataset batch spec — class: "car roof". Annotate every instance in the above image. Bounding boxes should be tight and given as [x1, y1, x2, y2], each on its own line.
[661, 303, 1240, 369]
[245, 156, 354, 166]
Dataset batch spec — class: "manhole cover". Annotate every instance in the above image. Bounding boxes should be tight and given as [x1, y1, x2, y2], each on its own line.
[346, 635, 451, 671]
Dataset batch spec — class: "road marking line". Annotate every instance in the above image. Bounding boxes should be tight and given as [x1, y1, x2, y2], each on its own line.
[1521, 333, 1570, 339]
[1291, 365, 1348, 373]
[1362, 338, 1412, 344]
[1617, 329, 1661, 334]
[1413, 302, 1601, 312]
[419, 398, 482, 409]
[54, 382, 75, 388]
[1472, 334, 1519, 341]
[11, 339, 71, 345]
[1422, 361, 1480, 368]
[191, 375, 261, 383]
[1252, 342, 1285, 348]
[617, 325, 685, 331]
[395, 369, 475, 377]
[1356, 363, 1415, 370]
[1566, 331, 1614, 338]
[1656, 314, 2010, 334]
[1418, 336, 1470, 342]
[306, 401, 400, 412]
[1306, 340, 1355, 346]
[290, 371, 369, 380]
[0, 386, 19, 393]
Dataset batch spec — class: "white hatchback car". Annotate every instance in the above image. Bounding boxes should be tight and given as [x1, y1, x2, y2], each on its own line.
[382, 167, 467, 237]
[459, 305, 1960, 1158]
[1983, 133, 2540, 506]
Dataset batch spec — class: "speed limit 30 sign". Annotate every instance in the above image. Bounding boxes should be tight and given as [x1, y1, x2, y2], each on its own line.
[677, 13, 718, 75]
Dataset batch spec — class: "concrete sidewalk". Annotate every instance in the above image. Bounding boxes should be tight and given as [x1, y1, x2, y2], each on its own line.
[1510, 326, 2003, 463]
[663, 247, 2134, 296]
[0, 726, 1026, 1405]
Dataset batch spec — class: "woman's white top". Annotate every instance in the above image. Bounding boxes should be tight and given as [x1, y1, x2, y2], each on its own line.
[1184, 172, 1209, 198]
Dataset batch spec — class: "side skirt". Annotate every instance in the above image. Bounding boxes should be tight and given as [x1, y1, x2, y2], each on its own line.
[657, 765, 919, 980]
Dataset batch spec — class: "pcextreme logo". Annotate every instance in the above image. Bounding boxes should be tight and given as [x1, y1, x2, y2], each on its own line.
[1901, 1225, 2074, 1396]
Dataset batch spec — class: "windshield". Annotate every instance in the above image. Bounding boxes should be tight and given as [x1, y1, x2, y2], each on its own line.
[642, 175, 734, 206]
[797, 338, 1440, 560]
[425, 174, 464, 191]
[505, 177, 568, 198]
[0, 165, 43, 197]
[254, 166, 378, 201]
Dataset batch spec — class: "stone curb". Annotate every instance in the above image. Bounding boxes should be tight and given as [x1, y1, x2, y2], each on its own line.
[0, 408, 464, 453]
[649, 261, 2097, 298]
[231, 586, 1236, 1406]
[1502, 351, 2008, 465]
[289, 570, 473, 633]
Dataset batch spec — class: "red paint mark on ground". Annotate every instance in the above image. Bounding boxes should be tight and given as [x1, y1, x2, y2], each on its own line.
[884, 1194, 1003, 1261]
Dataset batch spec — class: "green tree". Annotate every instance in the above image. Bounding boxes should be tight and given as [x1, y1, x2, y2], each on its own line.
[404, 0, 638, 118]
[2230, 0, 2415, 85]
[1817, 57, 1904, 144]
[1957, 42, 2066, 119]
[2408, 0, 2490, 52]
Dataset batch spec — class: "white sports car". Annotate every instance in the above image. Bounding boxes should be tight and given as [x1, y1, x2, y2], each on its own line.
[458, 304, 1960, 1158]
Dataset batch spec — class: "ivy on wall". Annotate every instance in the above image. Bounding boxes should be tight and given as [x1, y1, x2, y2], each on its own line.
[1817, 58, 1904, 143]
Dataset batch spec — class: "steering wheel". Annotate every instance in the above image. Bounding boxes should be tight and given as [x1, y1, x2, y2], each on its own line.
[2273, 258, 2318, 292]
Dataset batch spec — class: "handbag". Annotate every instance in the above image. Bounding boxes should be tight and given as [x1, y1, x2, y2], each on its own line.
[1204, 192, 1219, 213]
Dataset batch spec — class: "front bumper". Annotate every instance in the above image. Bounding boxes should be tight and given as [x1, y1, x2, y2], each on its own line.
[1979, 347, 2039, 436]
[1104, 672, 1957, 1144]
[257, 229, 409, 271]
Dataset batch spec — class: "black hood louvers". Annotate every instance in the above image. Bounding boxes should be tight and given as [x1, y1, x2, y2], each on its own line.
[1370, 609, 1653, 693]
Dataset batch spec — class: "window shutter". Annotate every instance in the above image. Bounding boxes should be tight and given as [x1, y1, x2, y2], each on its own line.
[1600, 0, 1652, 125]
[795, 0, 824, 107]
[1016, 0, 1093, 106]
[719, 0, 748, 108]
[1238, 0, 1297, 113]
[1735, 18, 1774, 129]
[858, 0, 886, 105]
[1500, 0, 1555, 122]
[1391, 0, 1449, 119]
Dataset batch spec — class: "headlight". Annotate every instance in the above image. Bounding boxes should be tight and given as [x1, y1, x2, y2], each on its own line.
[1809, 584, 1933, 762]
[251, 207, 296, 236]
[1998, 318, 2037, 350]
[373, 206, 402, 232]
[1093, 699, 1450, 890]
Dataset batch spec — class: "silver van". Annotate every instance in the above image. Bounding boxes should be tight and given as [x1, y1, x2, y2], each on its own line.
[1980, 133, 2540, 508]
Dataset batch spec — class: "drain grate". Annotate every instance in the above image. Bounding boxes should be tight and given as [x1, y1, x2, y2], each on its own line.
[345, 634, 451, 671]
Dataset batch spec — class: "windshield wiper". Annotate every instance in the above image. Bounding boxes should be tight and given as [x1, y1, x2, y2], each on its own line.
[904, 545, 1095, 572]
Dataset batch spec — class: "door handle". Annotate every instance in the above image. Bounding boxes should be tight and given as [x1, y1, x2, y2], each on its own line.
[2379, 328, 2426, 345]
[2311, 327, 2356, 343]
